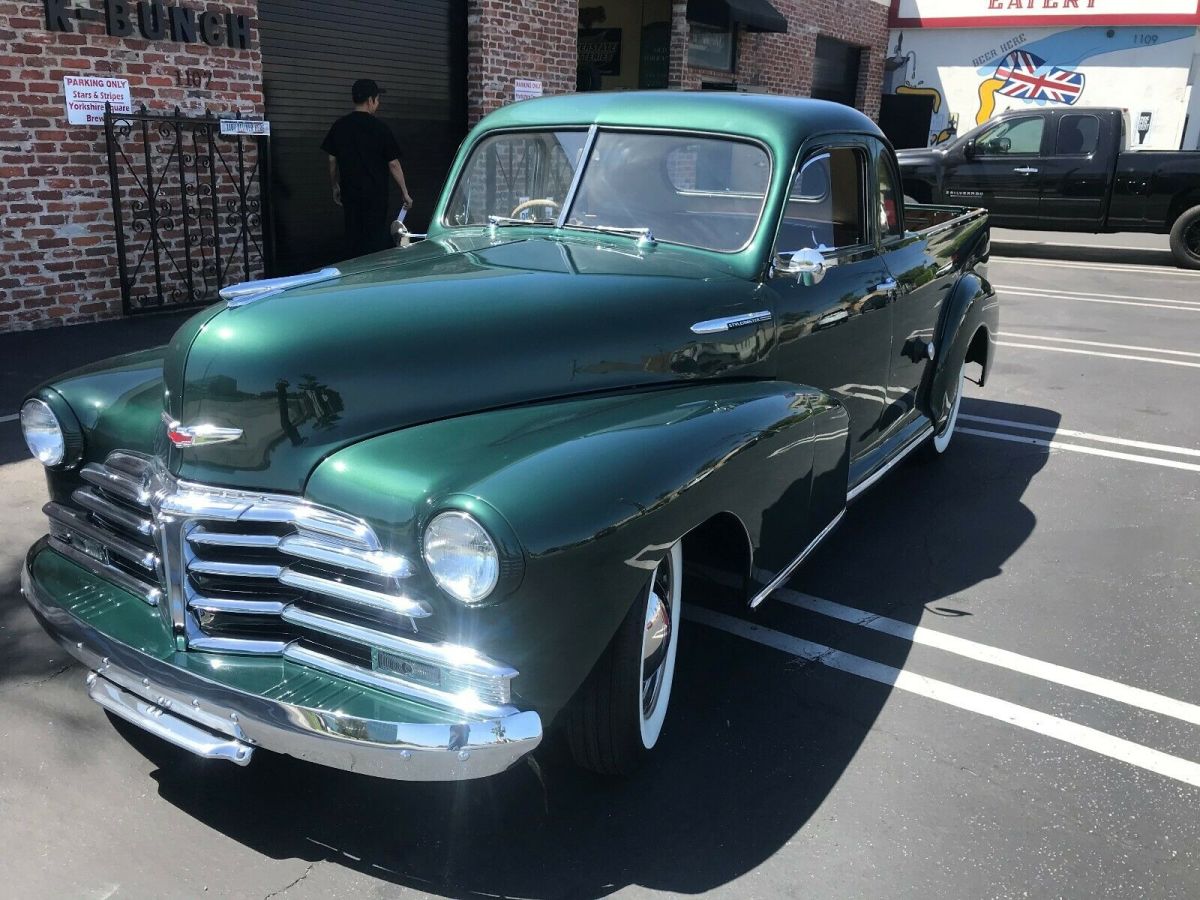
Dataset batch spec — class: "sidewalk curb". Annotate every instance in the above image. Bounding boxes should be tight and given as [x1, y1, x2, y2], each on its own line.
[992, 240, 1177, 268]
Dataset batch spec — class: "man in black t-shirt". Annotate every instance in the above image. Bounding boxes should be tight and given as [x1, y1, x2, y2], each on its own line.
[321, 78, 413, 256]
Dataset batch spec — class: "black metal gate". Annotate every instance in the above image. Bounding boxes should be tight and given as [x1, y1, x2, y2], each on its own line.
[103, 106, 275, 315]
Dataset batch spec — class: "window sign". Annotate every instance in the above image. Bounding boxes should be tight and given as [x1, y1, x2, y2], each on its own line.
[689, 22, 734, 71]
[578, 28, 623, 77]
[63, 75, 132, 125]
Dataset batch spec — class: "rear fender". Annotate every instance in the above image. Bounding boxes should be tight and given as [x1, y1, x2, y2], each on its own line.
[928, 272, 998, 427]
[307, 381, 849, 719]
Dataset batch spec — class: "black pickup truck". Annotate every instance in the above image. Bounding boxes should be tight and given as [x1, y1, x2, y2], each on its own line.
[896, 107, 1200, 268]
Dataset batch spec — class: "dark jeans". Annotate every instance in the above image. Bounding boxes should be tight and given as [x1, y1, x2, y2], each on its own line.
[342, 193, 391, 256]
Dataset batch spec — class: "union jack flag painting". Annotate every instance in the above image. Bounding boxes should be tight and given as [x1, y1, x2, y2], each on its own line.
[995, 50, 1086, 105]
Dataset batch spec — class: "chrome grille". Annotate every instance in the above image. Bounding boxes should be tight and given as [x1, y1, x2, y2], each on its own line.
[47, 450, 516, 712]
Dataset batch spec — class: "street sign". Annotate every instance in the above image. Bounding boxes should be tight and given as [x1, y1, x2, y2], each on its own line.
[63, 76, 132, 125]
[514, 78, 543, 101]
[219, 119, 270, 136]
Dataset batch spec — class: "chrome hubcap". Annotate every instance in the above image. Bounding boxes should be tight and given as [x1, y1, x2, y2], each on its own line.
[641, 554, 674, 719]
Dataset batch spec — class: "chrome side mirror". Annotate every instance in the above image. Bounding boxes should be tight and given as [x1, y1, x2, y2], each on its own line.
[774, 247, 836, 286]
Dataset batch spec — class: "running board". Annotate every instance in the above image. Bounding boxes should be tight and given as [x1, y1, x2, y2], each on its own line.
[749, 509, 846, 609]
[846, 424, 934, 502]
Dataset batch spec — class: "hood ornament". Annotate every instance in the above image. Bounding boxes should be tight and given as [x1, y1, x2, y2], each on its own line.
[162, 412, 242, 448]
[218, 267, 342, 309]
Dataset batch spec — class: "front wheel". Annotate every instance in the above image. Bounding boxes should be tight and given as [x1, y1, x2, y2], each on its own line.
[566, 539, 683, 775]
[1169, 205, 1200, 270]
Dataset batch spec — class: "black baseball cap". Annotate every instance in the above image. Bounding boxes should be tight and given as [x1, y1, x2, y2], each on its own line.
[352, 79, 385, 103]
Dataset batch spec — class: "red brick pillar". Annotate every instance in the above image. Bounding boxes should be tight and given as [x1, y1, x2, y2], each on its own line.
[466, 0, 579, 126]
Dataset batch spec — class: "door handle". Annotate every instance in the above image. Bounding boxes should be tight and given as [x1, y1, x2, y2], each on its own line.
[815, 309, 850, 330]
[1013, 167, 1039, 175]
[874, 277, 899, 296]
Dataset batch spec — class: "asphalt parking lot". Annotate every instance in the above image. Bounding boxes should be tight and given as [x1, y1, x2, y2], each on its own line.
[1, 243, 1198, 899]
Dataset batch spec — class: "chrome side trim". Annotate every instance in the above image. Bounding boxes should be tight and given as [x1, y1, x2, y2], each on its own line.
[283, 644, 517, 719]
[218, 267, 341, 308]
[23, 554, 541, 781]
[46, 535, 162, 606]
[279, 569, 430, 620]
[691, 310, 773, 335]
[281, 605, 517, 680]
[846, 424, 935, 503]
[749, 509, 846, 609]
[87, 673, 253, 765]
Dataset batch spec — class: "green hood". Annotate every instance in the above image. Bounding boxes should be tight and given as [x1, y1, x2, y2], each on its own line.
[168, 233, 774, 493]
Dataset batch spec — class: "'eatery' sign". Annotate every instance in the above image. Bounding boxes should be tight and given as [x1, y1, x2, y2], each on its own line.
[44, 0, 252, 49]
[889, 0, 1200, 27]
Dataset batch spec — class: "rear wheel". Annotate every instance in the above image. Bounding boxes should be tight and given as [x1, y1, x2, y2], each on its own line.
[1169, 205, 1200, 270]
[566, 539, 682, 774]
[921, 359, 965, 460]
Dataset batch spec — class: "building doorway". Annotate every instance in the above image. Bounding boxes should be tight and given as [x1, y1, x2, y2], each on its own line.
[258, 0, 467, 274]
[577, 1, 673, 92]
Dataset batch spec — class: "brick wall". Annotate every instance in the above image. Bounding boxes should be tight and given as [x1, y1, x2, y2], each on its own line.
[466, 0, 577, 125]
[669, 0, 889, 120]
[0, 1, 263, 332]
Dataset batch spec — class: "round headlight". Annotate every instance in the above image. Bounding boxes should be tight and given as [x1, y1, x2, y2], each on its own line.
[20, 398, 66, 466]
[423, 511, 500, 605]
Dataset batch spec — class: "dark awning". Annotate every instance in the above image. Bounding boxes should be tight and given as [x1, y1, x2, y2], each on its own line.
[687, 0, 789, 34]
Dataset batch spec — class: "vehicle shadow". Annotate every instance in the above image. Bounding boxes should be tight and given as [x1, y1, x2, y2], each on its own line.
[11, 396, 1058, 898]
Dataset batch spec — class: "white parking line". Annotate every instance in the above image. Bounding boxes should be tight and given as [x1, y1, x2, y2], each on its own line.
[774, 591, 1200, 727]
[1000, 289, 1200, 314]
[998, 332, 1200, 359]
[960, 427, 1200, 473]
[999, 285, 1200, 307]
[998, 340, 1200, 369]
[959, 414, 1200, 459]
[689, 607, 1200, 788]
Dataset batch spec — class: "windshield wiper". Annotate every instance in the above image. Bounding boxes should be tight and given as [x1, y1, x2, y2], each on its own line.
[563, 223, 657, 244]
[487, 215, 555, 227]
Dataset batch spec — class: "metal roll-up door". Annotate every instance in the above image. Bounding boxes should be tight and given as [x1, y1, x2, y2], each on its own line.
[259, 0, 467, 273]
[812, 36, 862, 109]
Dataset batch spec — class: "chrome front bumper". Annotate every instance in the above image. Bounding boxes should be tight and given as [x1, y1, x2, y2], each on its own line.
[21, 556, 542, 781]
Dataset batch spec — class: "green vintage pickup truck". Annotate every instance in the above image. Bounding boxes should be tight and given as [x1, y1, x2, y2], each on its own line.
[19, 92, 997, 780]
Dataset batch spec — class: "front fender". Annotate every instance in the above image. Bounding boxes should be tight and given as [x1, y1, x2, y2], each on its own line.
[30, 348, 169, 504]
[306, 381, 849, 721]
[929, 271, 998, 428]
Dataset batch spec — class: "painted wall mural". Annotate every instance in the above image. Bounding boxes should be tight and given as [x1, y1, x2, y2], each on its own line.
[885, 25, 1198, 148]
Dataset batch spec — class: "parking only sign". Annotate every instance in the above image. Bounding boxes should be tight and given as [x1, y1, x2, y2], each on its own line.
[63, 76, 133, 125]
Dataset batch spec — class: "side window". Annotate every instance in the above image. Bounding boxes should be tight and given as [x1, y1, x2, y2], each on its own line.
[1056, 114, 1100, 156]
[778, 147, 867, 252]
[876, 155, 903, 239]
[976, 117, 1045, 156]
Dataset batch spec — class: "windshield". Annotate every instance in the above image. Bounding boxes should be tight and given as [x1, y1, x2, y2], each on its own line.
[443, 129, 772, 252]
